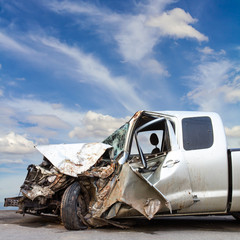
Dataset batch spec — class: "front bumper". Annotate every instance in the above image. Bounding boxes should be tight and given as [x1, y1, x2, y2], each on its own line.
[4, 196, 21, 207]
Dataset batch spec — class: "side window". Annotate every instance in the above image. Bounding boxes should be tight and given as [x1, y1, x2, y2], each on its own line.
[182, 117, 213, 150]
[131, 130, 163, 155]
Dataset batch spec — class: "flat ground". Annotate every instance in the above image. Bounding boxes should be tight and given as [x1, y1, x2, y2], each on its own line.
[1, 210, 240, 240]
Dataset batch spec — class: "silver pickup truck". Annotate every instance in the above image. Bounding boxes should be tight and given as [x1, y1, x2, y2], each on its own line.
[5, 110, 240, 230]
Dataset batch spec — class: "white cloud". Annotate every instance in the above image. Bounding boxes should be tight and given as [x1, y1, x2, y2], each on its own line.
[27, 114, 70, 129]
[111, 12, 164, 64]
[51, 0, 158, 63]
[146, 8, 208, 42]
[46, 0, 207, 71]
[0, 89, 3, 97]
[69, 111, 129, 141]
[225, 126, 240, 138]
[198, 46, 214, 55]
[0, 132, 35, 154]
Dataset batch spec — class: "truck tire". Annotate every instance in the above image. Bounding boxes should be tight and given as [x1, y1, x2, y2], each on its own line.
[60, 182, 87, 230]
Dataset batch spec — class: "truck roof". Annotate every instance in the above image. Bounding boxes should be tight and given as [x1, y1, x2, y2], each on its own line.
[144, 110, 219, 119]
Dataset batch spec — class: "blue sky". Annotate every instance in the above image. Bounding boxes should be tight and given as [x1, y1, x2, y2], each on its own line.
[0, 0, 240, 208]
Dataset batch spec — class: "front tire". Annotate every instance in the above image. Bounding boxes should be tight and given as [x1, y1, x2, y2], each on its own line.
[60, 182, 87, 230]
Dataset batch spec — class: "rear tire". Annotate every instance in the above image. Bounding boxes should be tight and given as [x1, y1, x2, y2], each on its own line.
[60, 182, 87, 230]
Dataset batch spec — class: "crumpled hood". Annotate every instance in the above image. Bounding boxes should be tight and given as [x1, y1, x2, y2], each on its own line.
[36, 142, 112, 177]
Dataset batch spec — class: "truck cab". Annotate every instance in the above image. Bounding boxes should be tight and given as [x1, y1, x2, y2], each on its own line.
[123, 111, 230, 214]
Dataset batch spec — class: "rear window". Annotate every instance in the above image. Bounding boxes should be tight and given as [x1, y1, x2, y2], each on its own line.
[182, 117, 213, 150]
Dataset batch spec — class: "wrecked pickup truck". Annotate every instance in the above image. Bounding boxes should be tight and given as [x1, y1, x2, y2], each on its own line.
[5, 110, 240, 230]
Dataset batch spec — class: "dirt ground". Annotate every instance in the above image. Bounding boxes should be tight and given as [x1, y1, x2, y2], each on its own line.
[1, 210, 240, 240]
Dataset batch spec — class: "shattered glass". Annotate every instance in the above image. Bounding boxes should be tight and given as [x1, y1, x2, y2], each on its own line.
[102, 123, 129, 159]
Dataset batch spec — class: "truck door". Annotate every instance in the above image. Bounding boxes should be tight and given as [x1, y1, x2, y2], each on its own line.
[180, 115, 228, 213]
[129, 118, 194, 212]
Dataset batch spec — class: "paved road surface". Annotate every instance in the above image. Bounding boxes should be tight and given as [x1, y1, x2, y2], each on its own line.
[1, 210, 240, 240]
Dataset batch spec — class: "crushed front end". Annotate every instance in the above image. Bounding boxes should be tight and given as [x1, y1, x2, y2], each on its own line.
[4, 112, 176, 230]
[4, 142, 114, 219]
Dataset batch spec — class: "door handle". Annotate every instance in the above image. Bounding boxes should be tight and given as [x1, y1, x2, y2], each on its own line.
[163, 160, 180, 168]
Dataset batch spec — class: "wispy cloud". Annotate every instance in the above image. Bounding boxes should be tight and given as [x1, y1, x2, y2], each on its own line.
[0, 32, 34, 54]
[46, 0, 157, 63]
[1, 98, 84, 138]
[47, 0, 102, 16]
[27, 114, 70, 129]
[35, 36, 147, 112]
[187, 57, 240, 112]
[186, 59, 234, 111]
[45, 0, 207, 73]
[197, 46, 226, 61]
[0, 28, 147, 112]
[0, 1, 209, 115]
[186, 47, 240, 147]
[147, 8, 208, 41]
[69, 111, 129, 141]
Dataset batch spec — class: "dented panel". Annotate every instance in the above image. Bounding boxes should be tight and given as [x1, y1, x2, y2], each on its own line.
[89, 163, 170, 221]
[36, 143, 112, 177]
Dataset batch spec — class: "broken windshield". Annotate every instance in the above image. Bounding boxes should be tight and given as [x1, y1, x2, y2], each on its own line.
[102, 123, 129, 159]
